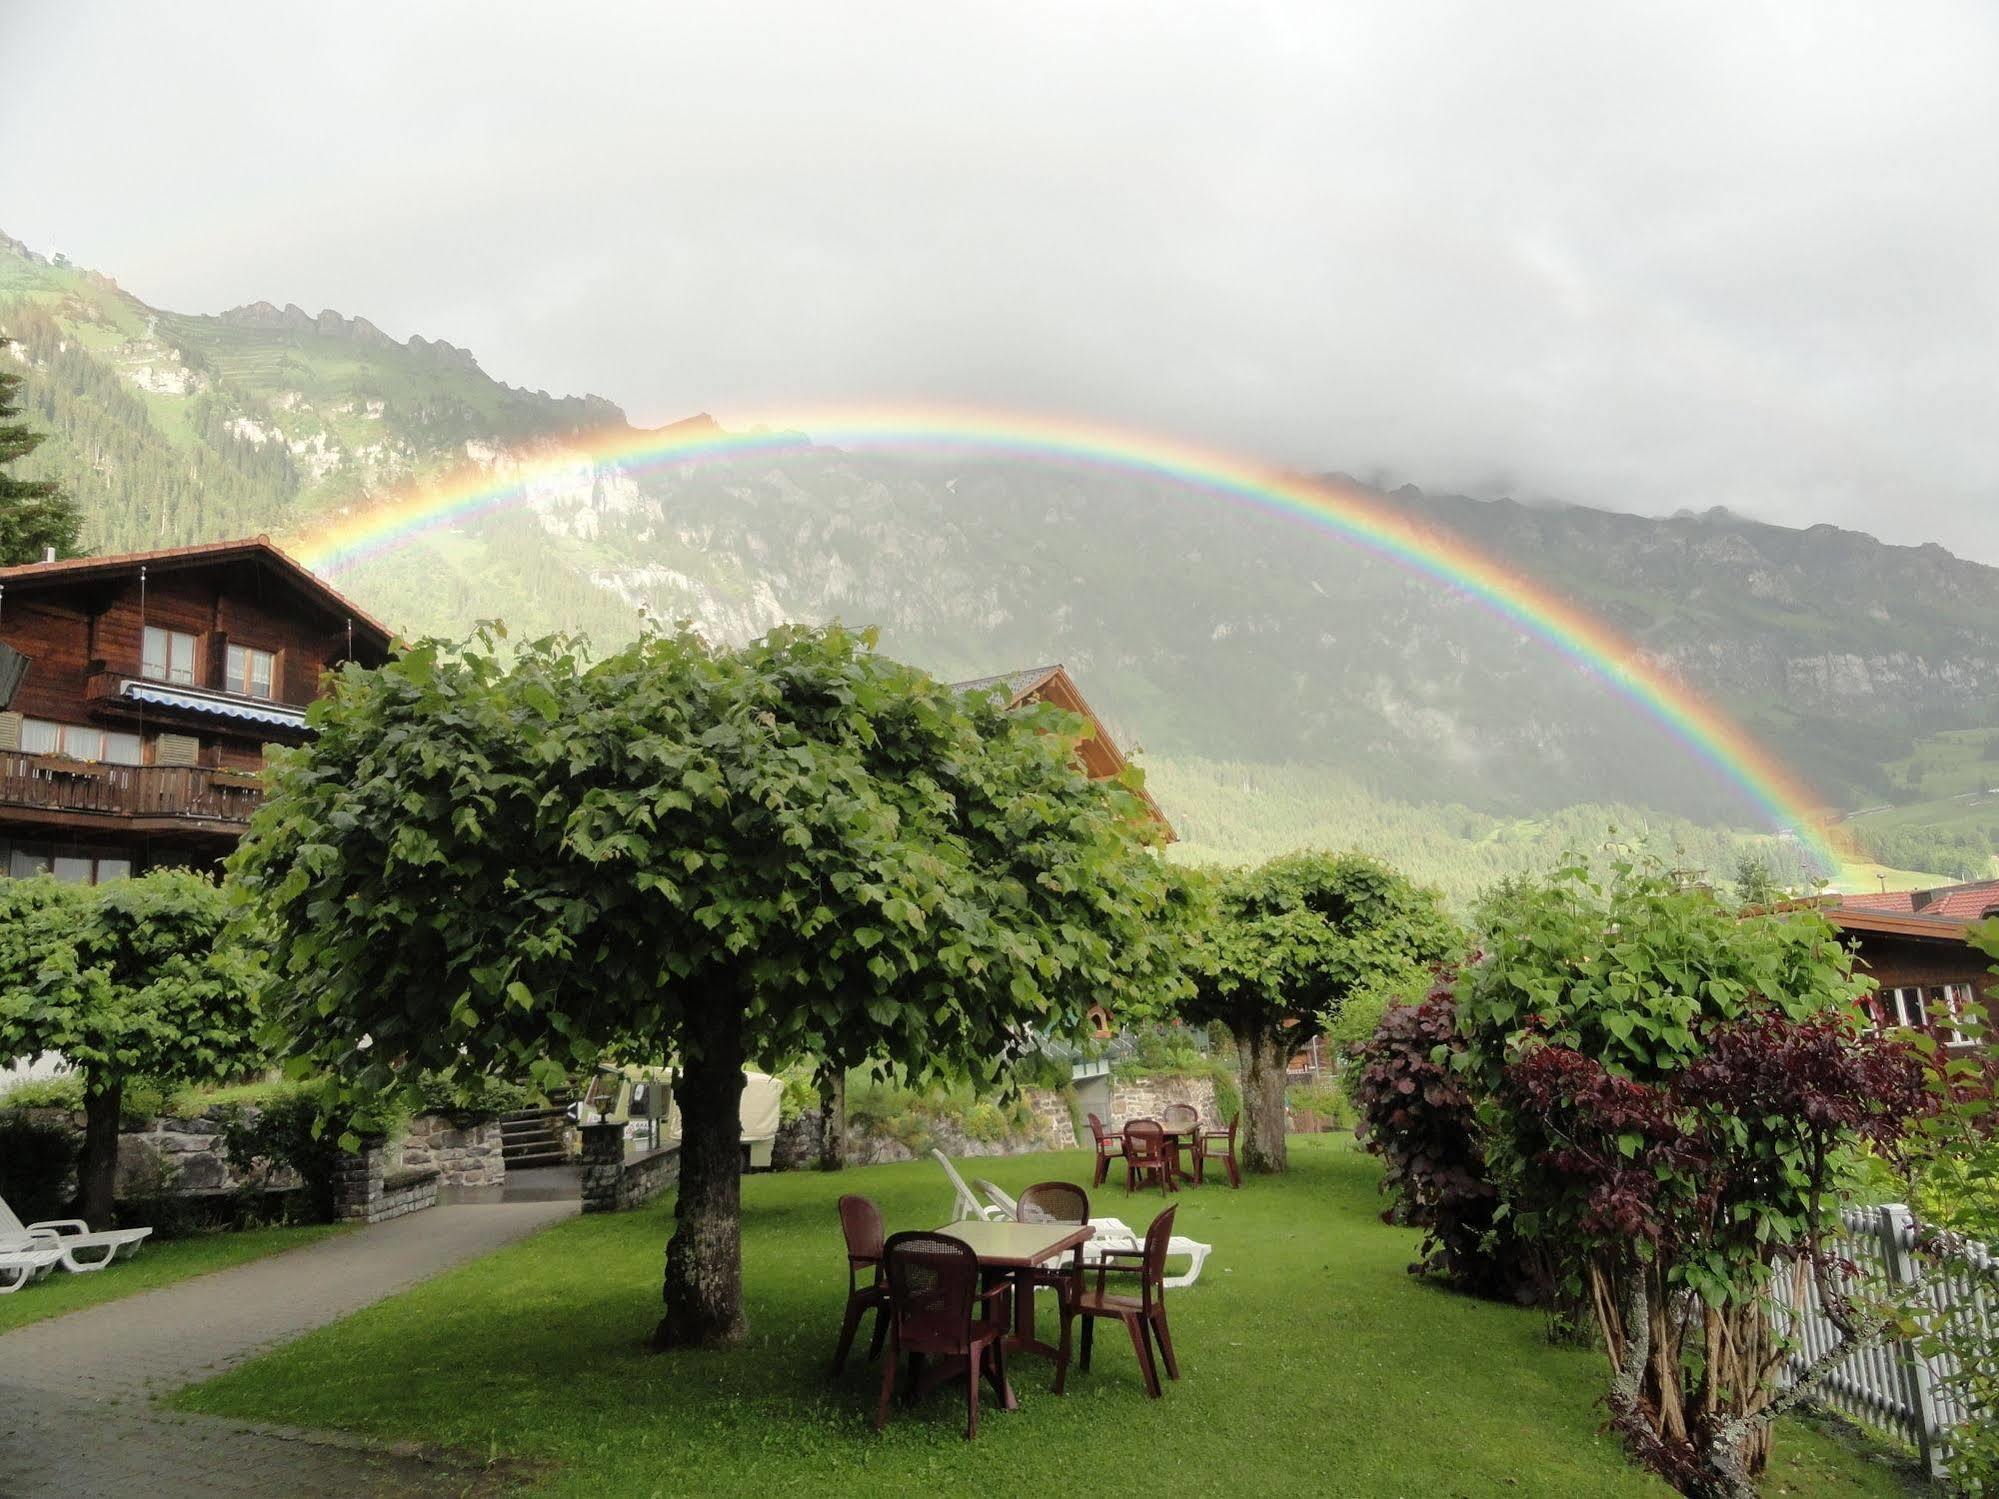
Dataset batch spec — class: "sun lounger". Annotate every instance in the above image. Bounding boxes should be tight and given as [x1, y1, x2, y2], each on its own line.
[0, 1241, 62, 1293]
[0, 1194, 151, 1273]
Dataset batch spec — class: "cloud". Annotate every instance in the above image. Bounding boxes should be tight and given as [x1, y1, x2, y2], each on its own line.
[6, 0, 1997, 556]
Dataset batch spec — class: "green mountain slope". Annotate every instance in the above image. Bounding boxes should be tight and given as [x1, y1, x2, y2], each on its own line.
[5, 230, 1994, 885]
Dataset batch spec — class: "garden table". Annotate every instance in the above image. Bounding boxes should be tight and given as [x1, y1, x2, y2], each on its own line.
[936, 1218, 1094, 1408]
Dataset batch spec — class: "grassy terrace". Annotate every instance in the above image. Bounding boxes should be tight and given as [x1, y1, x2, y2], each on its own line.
[0, 1222, 345, 1334]
[175, 1139, 1909, 1498]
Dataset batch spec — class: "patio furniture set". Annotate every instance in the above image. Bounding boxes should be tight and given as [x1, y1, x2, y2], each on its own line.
[1087, 1103, 1240, 1192]
[0, 1193, 151, 1292]
[834, 1183, 1185, 1440]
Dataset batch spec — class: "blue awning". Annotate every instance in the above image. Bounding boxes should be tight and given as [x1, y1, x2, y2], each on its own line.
[122, 681, 308, 730]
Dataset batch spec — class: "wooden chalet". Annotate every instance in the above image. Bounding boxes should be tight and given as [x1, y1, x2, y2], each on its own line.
[1808, 881, 1999, 1052]
[950, 663, 1174, 840]
[0, 538, 392, 879]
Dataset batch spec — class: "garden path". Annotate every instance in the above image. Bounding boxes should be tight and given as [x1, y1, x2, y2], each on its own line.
[0, 1198, 575, 1496]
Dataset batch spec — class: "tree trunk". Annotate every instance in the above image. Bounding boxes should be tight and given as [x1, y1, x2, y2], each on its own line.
[652, 1005, 749, 1350]
[817, 1065, 846, 1172]
[1236, 1023, 1289, 1174]
[79, 1077, 123, 1225]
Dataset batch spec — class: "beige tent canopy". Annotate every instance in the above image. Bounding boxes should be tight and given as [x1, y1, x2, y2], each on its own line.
[585, 1066, 786, 1168]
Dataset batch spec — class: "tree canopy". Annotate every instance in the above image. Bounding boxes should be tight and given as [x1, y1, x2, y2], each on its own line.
[234, 622, 1190, 1345]
[0, 333, 85, 564]
[1183, 851, 1460, 1173]
[0, 869, 260, 1220]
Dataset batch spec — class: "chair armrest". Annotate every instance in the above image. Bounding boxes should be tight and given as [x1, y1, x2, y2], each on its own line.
[1095, 1245, 1146, 1261]
[26, 1219, 88, 1237]
[977, 1282, 1013, 1306]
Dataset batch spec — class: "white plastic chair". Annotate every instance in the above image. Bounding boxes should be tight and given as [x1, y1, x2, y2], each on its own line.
[0, 1193, 151, 1273]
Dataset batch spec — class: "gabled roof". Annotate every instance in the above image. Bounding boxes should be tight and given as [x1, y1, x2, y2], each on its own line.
[0, 537, 394, 655]
[951, 662, 1173, 839]
[1836, 876, 1999, 924]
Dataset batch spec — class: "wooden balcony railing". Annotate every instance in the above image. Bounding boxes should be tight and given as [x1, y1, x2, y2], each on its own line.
[0, 751, 266, 827]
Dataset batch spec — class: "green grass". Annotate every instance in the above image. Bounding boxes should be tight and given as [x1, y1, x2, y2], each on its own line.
[176, 1140, 1909, 1498]
[0, 1222, 346, 1334]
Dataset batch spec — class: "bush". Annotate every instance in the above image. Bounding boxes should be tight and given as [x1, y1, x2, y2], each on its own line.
[0, 1113, 76, 1220]
[1350, 981, 1543, 1303]
[0, 1074, 84, 1112]
[216, 1084, 348, 1222]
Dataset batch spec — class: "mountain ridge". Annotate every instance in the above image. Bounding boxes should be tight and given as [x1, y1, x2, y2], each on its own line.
[5, 229, 1996, 877]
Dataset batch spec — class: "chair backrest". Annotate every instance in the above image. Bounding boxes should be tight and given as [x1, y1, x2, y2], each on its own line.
[1221, 1112, 1240, 1145]
[1139, 1204, 1178, 1308]
[837, 1194, 884, 1268]
[1162, 1102, 1199, 1131]
[1086, 1112, 1110, 1144]
[1124, 1118, 1165, 1162]
[883, 1231, 980, 1352]
[0, 1194, 27, 1239]
[1017, 1181, 1089, 1225]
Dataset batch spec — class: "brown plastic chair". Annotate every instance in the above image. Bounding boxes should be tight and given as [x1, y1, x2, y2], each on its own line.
[1122, 1118, 1175, 1195]
[1194, 1112, 1242, 1188]
[1054, 1204, 1181, 1398]
[1016, 1181, 1090, 1321]
[876, 1231, 1013, 1439]
[831, 1195, 891, 1375]
[1085, 1113, 1123, 1187]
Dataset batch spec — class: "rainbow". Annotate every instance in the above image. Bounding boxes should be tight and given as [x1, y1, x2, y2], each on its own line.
[289, 404, 1847, 871]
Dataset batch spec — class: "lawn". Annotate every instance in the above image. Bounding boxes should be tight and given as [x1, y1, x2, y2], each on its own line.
[178, 1138, 1911, 1498]
[0, 1221, 345, 1334]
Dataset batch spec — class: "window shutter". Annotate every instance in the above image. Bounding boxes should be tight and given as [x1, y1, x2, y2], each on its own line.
[155, 732, 201, 767]
[0, 711, 19, 751]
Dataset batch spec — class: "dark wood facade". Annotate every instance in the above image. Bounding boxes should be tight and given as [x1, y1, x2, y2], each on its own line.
[0, 539, 392, 878]
[1822, 904, 1998, 1055]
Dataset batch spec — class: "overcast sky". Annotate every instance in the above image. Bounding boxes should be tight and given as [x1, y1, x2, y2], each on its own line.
[6, 2, 1998, 558]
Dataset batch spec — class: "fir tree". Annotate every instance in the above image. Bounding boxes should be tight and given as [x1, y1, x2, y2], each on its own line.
[0, 334, 85, 563]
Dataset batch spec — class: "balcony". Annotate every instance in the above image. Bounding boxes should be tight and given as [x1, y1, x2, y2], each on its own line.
[0, 750, 266, 834]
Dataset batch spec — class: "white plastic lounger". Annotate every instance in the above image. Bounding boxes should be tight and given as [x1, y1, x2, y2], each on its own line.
[931, 1150, 1008, 1224]
[0, 1195, 151, 1273]
[970, 1174, 1214, 1289]
[0, 1242, 62, 1293]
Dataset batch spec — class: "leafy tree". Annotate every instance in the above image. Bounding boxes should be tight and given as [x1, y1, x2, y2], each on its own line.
[1730, 850, 1785, 909]
[1457, 861, 1934, 1498]
[233, 623, 1188, 1348]
[1181, 852, 1460, 1174]
[0, 333, 84, 563]
[0, 870, 262, 1222]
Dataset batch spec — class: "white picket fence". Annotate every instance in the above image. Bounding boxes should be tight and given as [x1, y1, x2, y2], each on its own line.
[1772, 1203, 1996, 1479]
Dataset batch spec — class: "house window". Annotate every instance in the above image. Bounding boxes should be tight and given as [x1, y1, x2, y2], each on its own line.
[20, 718, 143, 765]
[225, 643, 276, 699]
[143, 626, 199, 685]
[1877, 983, 1974, 1044]
[1, 844, 132, 884]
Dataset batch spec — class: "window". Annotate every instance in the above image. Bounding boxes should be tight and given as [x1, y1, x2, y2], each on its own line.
[225, 643, 276, 699]
[142, 626, 199, 685]
[19, 719, 142, 765]
[1, 844, 134, 885]
[1877, 983, 1975, 1045]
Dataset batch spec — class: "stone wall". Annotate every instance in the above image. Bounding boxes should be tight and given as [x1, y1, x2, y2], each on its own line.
[1107, 1075, 1220, 1127]
[766, 1074, 1224, 1171]
[396, 1114, 505, 1188]
[579, 1124, 680, 1213]
[116, 1112, 255, 1193]
[332, 1137, 438, 1224]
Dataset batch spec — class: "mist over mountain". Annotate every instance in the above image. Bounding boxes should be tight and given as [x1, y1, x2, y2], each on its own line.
[7, 231, 1996, 888]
